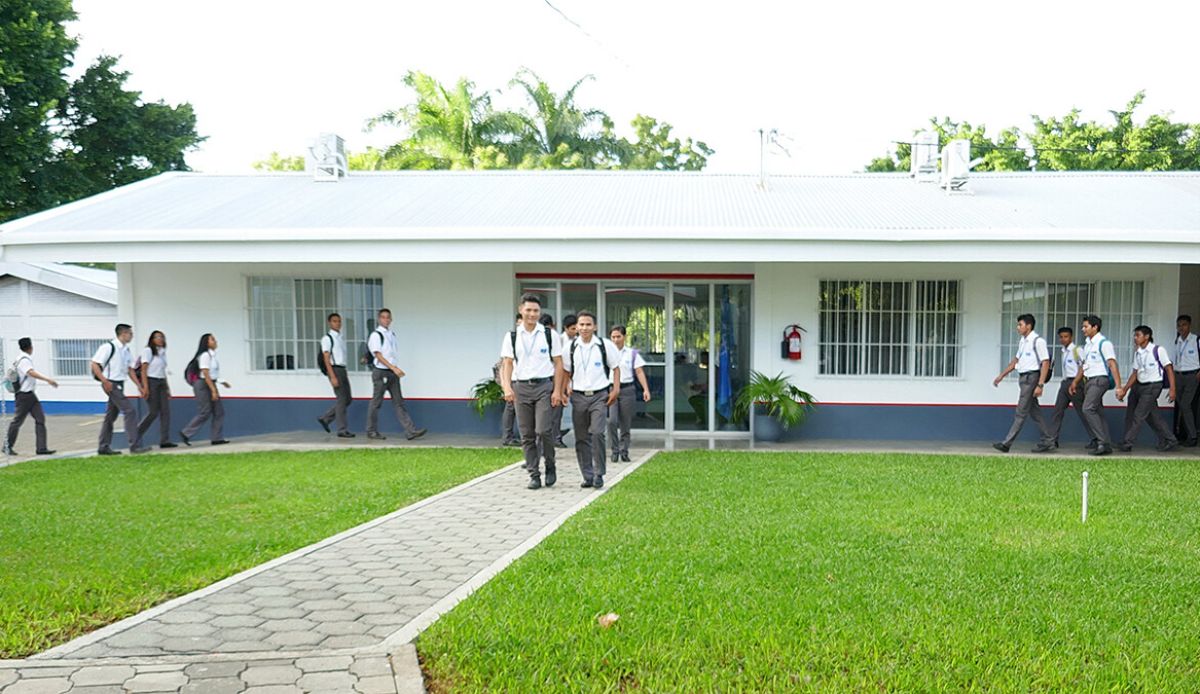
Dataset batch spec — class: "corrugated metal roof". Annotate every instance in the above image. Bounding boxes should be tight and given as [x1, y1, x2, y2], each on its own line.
[4, 170, 1199, 236]
[0, 262, 117, 303]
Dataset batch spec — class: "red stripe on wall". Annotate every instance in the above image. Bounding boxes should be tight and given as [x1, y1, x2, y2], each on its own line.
[515, 273, 755, 280]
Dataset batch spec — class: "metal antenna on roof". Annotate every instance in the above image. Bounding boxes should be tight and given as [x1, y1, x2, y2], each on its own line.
[758, 128, 792, 191]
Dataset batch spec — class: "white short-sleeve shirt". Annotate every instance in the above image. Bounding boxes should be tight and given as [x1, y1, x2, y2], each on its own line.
[1060, 343, 1083, 379]
[1133, 343, 1171, 383]
[321, 330, 347, 368]
[140, 347, 168, 379]
[613, 346, 647, 385]
[92, 339, 132, 382]
[1176, 333, 1200, 371]
[500, 323, 562, 381]
[198, 349, 220, 380]
[1014, 331, 1050, 374]
[15, 354, 36, 393]
[368, 327, 399, 370]
[564, 336, 619, 392]
[1082, 333, 1117, 378]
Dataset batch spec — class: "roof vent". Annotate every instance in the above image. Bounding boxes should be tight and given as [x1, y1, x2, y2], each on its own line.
[940, 138, 984, 193]
[307, 133, 347, 182]
[909, 131, 939, 182]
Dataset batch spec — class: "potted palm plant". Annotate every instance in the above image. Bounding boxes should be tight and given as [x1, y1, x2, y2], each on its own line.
[470, 377, 505, 418]
[733, 371, 816, 442]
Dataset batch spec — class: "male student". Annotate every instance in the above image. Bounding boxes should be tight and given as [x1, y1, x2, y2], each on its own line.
[92, 323, 150, 455]
[608, 325, 652, 462]
[561, 311, 619, 488]
[1115, 325, 1178, 453]
[553, 313, 578, 448]
[992, 314, 1053, 453]
[1174, 314, 1199, 446]
[1046, 327, 1092, 450]
[317, 312, 354, 438]
[366, 309, 427, 441]
[500, 293, 564, 490]
[1069, 315, 1122, 456]
[3, 337, 58, 456]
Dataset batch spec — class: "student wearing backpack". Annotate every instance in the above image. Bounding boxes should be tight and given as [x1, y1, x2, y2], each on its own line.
[992, 314, 1053, 453]
[180, 333, 231, 446]
[1174, 314, 1200, 446]
[317, 312, 354, 438]
[136, 330, 177, 449]
[561, 311, 620, 488]
[1115, 325, 1178, 453]
[500, 293, 564, 490]
[608, 325, 651, 463]
[1046, 327, 1093, 450]
[3, 337, 58, 456]
[496, 313, 522, 446]
[1069, 315, 1122, 456]
[365, 309, 427, 441]
[91, 323, 150, 455]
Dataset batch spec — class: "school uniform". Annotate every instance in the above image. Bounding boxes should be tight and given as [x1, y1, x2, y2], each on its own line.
[493, 359, 519, 445]
[182, 349, 225, 442]
[1048, 342, 1090, 446]
[1001, 331, 1052, 448]
[365, 326, 421, 438]
[1081, 332, 1118, 450]
[5, 353, 48, 453]
[1121, 343, 1178, 450]
[136, 346, 172, 446]
[1174, 332, 1199, 443]
[608, 345, 646, 461]
[501, 322, 563, 485]
[93, 339, 143, 452]
[551, 332, 573, 447]
[564, 335, 619, 487]
[318, 329, 352, 435]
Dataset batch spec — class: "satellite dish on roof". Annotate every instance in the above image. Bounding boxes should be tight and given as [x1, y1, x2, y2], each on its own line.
[307, 133, 347, 182]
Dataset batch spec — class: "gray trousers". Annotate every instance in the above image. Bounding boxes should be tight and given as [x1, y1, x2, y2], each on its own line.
[607, 383, 636, 457]
[551, 402, 567, 444]
[571, 390, 609, 483]
[136, 377, 172, 445]
[1048, 377, 1088, 445]
[182, 380, 224, 441]
[1176, 371, 1199, 442]
[1003, 372, 1050, 446]
[514, 380, 555, 476]
[99, 382, 141, 451]
[501, 400, 518, 443]
[319, 366, 352, 434]
[7, 391, 47, 451]
[1123, 382, 1176, 447]
[367, 368, 417, 435]
[1081, 376, 1112, 446]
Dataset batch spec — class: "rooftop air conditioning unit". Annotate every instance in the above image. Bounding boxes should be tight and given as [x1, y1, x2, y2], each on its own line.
[909, 130, 939, 182]
[940, 138, 984, 193]
[308, 133, 347, 182]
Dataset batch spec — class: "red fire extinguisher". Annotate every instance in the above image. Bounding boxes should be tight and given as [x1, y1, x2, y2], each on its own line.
[781, 325, 805, 360]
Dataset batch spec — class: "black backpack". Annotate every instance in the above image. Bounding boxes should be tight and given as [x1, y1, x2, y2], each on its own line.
[92, 342, 116, 382]
[316, 332, 335, 376]
[569, 337, 611, 379]
[509, 326, 554, 362]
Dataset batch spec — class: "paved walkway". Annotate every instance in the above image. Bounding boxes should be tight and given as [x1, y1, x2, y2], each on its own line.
[0, 450, 656, 693]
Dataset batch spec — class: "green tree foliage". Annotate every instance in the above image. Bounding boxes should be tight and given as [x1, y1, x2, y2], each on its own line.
[0, 1, 203, 222]
[867, 92, 1200, 172]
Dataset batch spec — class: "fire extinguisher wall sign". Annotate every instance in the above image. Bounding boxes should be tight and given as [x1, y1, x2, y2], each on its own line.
[781, 325, 805, 360]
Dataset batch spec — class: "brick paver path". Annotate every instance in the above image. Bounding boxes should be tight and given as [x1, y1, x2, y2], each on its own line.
[0, 451, 653, 693]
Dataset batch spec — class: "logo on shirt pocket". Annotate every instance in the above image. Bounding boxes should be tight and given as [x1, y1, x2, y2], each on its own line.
[539, 347, 548, 354]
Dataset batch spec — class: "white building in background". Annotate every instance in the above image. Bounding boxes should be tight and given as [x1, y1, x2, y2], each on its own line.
[0, 262, 117, 413]
[0, 169, 1197, 444]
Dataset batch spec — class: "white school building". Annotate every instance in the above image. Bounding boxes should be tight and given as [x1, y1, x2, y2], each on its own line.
[0, 170, 1197, 445]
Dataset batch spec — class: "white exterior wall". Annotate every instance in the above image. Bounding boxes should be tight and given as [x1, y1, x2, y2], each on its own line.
[0, 276, 117, 403]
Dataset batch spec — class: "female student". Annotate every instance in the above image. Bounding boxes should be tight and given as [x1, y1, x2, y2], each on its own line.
[180, 333, 231, 446]
[136, 330, 177, 448]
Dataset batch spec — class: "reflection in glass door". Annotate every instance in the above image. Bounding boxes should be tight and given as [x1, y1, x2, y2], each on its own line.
[604, 286, 666, 430]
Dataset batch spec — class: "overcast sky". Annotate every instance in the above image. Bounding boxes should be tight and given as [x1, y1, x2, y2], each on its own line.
[70, 0, 1200, 175]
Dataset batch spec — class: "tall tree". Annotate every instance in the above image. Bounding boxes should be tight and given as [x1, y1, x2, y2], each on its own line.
[508, 69, 613, 169]
[614, 114, 713, 171]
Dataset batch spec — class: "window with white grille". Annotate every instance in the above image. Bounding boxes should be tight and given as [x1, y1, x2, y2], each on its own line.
[819, 280, 962, 377]
[52, 339, 108, 377]
[247, 278, 383, 372]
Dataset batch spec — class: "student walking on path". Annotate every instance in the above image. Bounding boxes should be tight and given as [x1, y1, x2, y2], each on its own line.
[993, 313, 1053, 453]
[92, 323, 149, 455]
[1116, 325, 1179, 453]
[317, 312, 355, 438]
[608, 325, 652, 463]
[365, 309, 427, 441]
[1070, 315, 1122, 456]
[1046, 327, 1093, 450]
[136, 330, 177, 449]
[180, 333, 231, 446]
[500, 293, 564, 490]
[3, 337, 57, 456]
[562, 311, 619, 488]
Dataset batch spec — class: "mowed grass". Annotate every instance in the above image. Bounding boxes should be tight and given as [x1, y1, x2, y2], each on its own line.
[0, 447, 517, 658]
[420, 451, 1200, 692]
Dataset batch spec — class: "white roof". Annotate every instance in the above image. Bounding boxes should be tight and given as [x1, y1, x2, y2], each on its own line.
[1, 170, 1198, 265]
[0, 262, 117, 304]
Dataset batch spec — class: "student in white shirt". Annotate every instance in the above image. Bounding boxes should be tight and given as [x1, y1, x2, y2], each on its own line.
[500, 293, 565, 490]
[3, 337, 58, 456]
[561, 311, 619, 488]
[1069, 315, 1123, 456]
[1115, 325, 1178, 453]
[365, 308, 427, 441]
[1046, 327, 1092, 449]
[992, 314, 1053, 453]
[552, 313, 578, 448]
[317, 312, 355, 438]
[608, 325, 652, 463]
[180, 333, 231, 446]
[91, 323, 149, 455]
[1174, 314, 1200, 446]
[136, 330, 177, 448]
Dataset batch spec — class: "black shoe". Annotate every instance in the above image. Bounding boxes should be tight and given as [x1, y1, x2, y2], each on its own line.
[1032, 443, 1055, 453]
[179, 431, 191, 446]
[593, 476, 604, 488]
[1184, 439, 1199, 448]
[1, 443, 14, 456]
[1157, 441, 1180, 452]
[580, 479, 594, 488]
[1091, 445, 1112, 456]
[620, 453, 631, 463]
[555, 441, 568, 449]
[611, 454, 619, 463]
[211, 439, 230, 446]
[503, 439, 520, 447]
[527, 477, 542, 490]
[160, 442, 178, 449]
[97, 449, 122, 456]
[36, 449, 55, 455]
[1116, 443, 1133, 452]
[560, 428, 571, 438]
[367, 432, 387, 440]
[1086, 441, 1099, 450]
[992, 442, 1010, 453]
[406, 428, 428, 441]
[317, 418, 331, 433]
[337, 431, 356, 438]
[130, 445, 152, 454]
[544, 467, 557, 487]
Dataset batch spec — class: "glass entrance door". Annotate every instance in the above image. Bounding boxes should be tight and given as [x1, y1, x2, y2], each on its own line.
[603, 285, 667, 430]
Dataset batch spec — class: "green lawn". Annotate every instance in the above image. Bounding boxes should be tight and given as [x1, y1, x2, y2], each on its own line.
[0, 447, 517, 658]
[419, 451, 1200, 692]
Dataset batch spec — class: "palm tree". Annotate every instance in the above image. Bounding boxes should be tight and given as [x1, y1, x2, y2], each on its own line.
[507, 69, 615, 168]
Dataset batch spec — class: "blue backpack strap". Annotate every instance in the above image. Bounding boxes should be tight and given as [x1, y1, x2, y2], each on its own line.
[1099, 338, 1114, 386]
